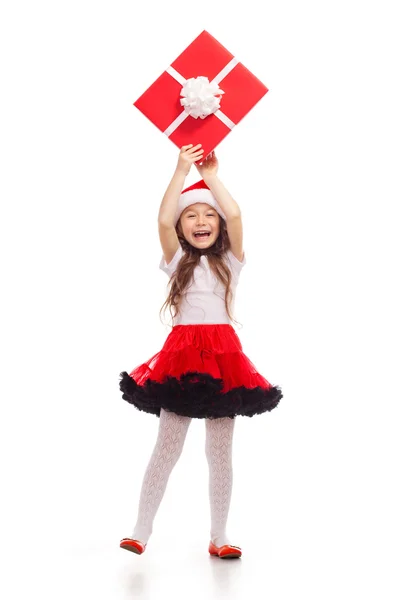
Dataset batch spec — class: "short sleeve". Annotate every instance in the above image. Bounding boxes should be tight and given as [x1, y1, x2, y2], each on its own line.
[159, 244, 184, 277]
[226, 249, 246, 280]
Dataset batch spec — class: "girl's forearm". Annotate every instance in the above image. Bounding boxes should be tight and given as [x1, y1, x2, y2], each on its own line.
[202, 174, 241, 219]
[158, 168, 187, 225]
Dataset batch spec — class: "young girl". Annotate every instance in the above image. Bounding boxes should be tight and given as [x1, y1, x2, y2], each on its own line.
[119, 143, 283, 559]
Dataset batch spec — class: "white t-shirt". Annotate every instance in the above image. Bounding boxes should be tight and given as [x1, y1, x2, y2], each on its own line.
[159, 244, 246, 325]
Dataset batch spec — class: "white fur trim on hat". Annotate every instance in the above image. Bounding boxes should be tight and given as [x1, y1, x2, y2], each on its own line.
[174, 189, 226, 226]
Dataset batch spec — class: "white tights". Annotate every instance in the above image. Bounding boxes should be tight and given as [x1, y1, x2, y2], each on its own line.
[131, 408, 235, 547]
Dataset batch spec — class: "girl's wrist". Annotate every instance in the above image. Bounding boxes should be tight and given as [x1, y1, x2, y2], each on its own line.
[174, 167, 188, 178]
[202, 172, 219, 183]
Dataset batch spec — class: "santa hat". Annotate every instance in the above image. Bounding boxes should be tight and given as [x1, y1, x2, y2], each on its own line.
[174, 179, 226, 225]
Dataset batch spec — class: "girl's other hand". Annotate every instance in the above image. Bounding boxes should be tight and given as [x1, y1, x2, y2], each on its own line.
[176, 144, 204, 176]
[194, 150, 219, 179]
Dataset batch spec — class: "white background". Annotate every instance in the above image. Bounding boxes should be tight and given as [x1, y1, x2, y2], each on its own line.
[1, 0, 399, 598]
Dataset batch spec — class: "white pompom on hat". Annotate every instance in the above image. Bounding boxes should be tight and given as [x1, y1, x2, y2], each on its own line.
[174, 179, 226, 226]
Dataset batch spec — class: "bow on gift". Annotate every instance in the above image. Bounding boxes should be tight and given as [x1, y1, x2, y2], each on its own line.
[180, 76, 224, 119]
[164, 59, 238, 137]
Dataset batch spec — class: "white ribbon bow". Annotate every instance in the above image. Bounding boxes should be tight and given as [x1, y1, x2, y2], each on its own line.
[164, 58, 239, 137]
[180, 76, 225, 119]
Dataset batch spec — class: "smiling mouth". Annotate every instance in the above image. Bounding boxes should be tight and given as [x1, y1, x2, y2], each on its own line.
[193, 232, 211, 239]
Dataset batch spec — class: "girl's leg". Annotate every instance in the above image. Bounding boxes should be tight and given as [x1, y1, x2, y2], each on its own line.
[205, 416, 236, 547]
[130, 408, 192, 544]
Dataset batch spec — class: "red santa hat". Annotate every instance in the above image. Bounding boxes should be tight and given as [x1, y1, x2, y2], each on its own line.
[174, 179, 226, 225]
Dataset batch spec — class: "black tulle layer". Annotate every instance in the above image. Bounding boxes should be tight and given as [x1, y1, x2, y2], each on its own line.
[119, 370, 283, 420]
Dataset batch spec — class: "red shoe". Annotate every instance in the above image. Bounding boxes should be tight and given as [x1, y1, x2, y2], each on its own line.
[208, 541, 242, 559]
[120, 538, 146, 554]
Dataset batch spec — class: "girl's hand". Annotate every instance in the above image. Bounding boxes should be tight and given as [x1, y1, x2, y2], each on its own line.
[195, 150, 219, 179]
[176, 144, 204, 176]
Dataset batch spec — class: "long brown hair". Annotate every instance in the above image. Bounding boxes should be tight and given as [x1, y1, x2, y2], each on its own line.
[159, 217, 241, 327]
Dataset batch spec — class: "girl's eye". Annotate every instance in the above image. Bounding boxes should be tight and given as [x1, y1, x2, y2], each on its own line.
[188, 214, 215, 218]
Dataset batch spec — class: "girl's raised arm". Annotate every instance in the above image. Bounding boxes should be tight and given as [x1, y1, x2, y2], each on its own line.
[158, 144, 203, 225]
[158, 144, 203, 264]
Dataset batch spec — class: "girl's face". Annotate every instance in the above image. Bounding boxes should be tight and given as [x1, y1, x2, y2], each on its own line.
[180, 203, 220, 249]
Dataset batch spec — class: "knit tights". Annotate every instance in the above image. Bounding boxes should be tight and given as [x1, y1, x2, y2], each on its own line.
[130, 408, 235, 547]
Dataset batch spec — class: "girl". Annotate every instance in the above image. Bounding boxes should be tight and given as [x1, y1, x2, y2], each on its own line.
[119, 143, 283, 559]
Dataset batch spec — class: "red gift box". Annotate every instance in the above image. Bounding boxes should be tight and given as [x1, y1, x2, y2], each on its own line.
[133, 30, 268, 158]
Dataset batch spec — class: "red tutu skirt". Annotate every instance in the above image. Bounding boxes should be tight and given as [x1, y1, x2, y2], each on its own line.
[119, 324, 282, 419]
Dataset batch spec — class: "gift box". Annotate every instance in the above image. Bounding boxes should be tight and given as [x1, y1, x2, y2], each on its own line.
[133, 30, 268, 158]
